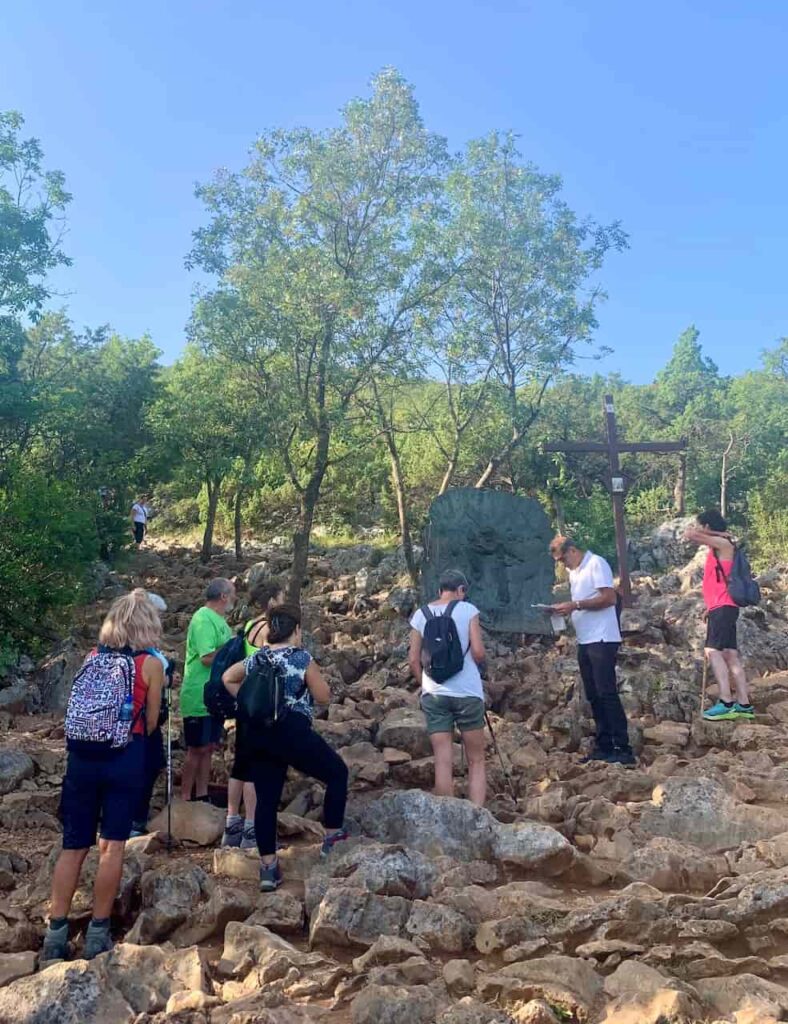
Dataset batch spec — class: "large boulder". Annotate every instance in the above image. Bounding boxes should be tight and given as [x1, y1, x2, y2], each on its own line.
[148, 799, 225, 845]
[351, 983, 440, 1024]
[359, 791, 574, 874]
[309, 883, 411, 949]
[639, 776, 788, 851]
[619, 836, 729, 892]
[375, 708, 431, 759]
[0, 750, 34, 797]
[0, 961, 133, 1024]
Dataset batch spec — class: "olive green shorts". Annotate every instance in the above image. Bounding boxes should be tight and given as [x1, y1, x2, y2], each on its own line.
[421, 693, 485, 735]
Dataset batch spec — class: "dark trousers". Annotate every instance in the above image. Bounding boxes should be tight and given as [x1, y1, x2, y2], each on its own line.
[133, 727, 165, 825]
[247, 712, 349, 856]
[577, 642, 631, 754]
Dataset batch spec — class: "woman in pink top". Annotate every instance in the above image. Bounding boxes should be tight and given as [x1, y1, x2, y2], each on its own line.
[685, 509, 753, 721]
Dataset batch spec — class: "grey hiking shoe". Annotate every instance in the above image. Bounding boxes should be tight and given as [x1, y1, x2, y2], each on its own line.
[240, 823, 257, 850]
[259, 858, 282, 892]
[41, 921, 69, 963]
[83, 920, 113, 960]
[221, 817, 243, 848]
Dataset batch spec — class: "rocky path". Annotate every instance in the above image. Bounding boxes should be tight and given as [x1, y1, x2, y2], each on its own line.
[0, 539, 787, 1023]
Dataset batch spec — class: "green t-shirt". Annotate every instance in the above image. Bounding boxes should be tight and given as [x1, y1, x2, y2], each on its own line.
[181, 606, 233, 718]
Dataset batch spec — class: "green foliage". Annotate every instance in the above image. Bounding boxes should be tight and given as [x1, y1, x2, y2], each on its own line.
[0, 471, 99, 653]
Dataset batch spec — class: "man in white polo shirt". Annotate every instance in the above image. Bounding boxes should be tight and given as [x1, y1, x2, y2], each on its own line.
[549, 536, 635, 766]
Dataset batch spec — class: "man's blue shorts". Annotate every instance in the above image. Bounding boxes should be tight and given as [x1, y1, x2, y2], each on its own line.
[60, 737, 145, 849]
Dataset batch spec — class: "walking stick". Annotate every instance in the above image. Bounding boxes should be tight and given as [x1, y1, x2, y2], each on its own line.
[165, 662, 174, 851]
[484, 710, 518, 801]
[699, 654, 709, 719]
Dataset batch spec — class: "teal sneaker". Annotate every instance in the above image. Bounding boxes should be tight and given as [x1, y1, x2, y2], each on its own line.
[732, 702, 755, 720]
[703, 700, 738, 721]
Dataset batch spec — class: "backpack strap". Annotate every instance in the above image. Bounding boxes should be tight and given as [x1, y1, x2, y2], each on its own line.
[713, 548, 730, 589]
[420, 605, 434, 621]
[442, 599, 470, 657]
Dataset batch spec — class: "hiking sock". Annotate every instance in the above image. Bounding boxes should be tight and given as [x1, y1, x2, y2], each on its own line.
[243, 819, 255, 831]
[226, 813, 242, 827]
[720, 701, 735, 709]
[49, 916, 68, 930]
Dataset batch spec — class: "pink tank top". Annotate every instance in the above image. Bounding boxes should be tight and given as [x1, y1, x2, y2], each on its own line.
[703, 551, 737, 611]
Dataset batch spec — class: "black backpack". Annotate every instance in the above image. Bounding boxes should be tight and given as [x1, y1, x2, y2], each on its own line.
[420, 600, 467, 684]
[236, 648, 297, 728]
[203, 629, 246, 720]
[714, 544, 762, 608]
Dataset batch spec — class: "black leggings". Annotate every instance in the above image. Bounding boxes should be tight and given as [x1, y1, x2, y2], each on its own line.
[577, 641, 631, 754]
[246, 712, 349, 856]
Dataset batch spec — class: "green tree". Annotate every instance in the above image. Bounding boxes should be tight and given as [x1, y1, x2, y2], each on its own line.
[445, 132, 627, 488]
[189, 69, 451, 597]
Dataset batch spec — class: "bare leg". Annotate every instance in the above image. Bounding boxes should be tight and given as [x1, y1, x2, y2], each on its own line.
[227, 777, 243, 817]
[242, 781, 257, 820]
[49, 849, 89, 919]
[180, 747, 200, 800]
[724, 650, 749, 704]
[461, 728, 487, 807]
[93, 839, 126, 919]
[195, 747, 213, 798]
[706, 648, 733, 702]
[429, 732, 454, 798]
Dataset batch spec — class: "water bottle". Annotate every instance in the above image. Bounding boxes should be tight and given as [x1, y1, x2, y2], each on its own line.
[119, 695, 134, 723]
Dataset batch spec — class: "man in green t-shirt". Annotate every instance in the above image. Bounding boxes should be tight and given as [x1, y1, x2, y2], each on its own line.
[180, 578, 236, 801]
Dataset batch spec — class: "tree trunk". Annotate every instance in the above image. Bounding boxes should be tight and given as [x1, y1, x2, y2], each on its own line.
[438, 446, 459, 496]
[550, 487, 567, 534]
[388, 442, 418, 587]
[288, 467, 326, 602]
[201, 476, 221, 564]
[673, 454, 687, 515]
[234, 485, 244, 560]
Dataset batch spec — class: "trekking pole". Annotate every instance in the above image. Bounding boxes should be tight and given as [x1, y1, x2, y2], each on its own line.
[699, 653, 708, 719]
[484, 710, 517, 801]
[165, 662, 174, 852]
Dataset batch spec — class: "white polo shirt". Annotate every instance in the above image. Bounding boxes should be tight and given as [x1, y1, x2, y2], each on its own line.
[132, 502, 148, 524]
[568, 551, 621, 645]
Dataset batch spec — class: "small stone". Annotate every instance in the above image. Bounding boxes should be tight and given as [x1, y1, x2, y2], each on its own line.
[442, 958, 475, 995]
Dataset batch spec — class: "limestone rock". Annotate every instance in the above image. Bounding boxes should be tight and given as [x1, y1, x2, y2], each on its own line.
[375, 708, 431, 759]
[619, 836, 729, 891]
[125, 863, 212, 944]
[477, 955, 603, 1015]
[350, 983, 439, 1024]
[148, 799, 225, 845]
[351, 935, 425, 974]
[436, 998, 515, 1024]
[309, 884, 411, 949]
[0, 750, 34, 796]
[405, 900, 474, 953]
[639, 776, 788, 850]
[246, 891, 305, 935]
[0, 951, 36, 988]
[0, 960, 132, 1024]
[443, 958, 476, 995]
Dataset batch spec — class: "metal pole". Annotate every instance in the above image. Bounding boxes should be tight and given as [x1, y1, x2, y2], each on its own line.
[484, 710, 517, 800]
[604, 395, 632, 606]
[165, 664, 174, 851]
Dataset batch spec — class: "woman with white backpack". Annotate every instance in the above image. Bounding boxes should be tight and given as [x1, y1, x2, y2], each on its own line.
[42, 590, 163, 962]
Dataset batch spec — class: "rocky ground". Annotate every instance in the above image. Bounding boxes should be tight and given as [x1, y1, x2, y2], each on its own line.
[0, 533, 787, 1024]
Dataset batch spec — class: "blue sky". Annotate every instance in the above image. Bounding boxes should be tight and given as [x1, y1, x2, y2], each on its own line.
[2, 0, 786, 382]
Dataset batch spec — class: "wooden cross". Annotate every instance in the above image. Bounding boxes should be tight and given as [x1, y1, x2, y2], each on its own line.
[543, 394, 686, 605]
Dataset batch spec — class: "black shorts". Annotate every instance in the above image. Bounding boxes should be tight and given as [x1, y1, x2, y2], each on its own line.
[706, 606, 739, 651]
[183, 715, 224, 749]
[133, 522, 145, 544]
[60, 737, 145, 848]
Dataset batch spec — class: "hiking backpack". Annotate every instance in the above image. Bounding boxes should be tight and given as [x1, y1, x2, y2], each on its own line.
[236, 648, 295, 728]
[203, 628, 247, 720]
[64, 647, 138, 748]
[420, 600, 466, 684]
[715, 544, 762, 608]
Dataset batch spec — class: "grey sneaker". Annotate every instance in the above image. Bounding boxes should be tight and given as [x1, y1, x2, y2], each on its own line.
[320, 828, 349, 859]
[259, 859, 282, 892]
[240, 823, 257, 850]
[221, 817, 243, 848]
[83, 921, 113, 960]
[41, 921, 69, 963]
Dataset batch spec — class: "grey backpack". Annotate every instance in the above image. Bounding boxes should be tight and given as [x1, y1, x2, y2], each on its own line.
[714, 544, 761, 607]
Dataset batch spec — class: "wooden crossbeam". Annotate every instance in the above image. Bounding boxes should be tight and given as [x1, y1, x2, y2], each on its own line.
[543, 395, 687, 605]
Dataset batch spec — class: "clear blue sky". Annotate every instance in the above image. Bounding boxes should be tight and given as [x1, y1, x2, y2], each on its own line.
[2, 0, 786, 382]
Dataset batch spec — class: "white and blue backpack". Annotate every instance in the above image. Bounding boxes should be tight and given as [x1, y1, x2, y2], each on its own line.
[64, 646, 138, 749]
